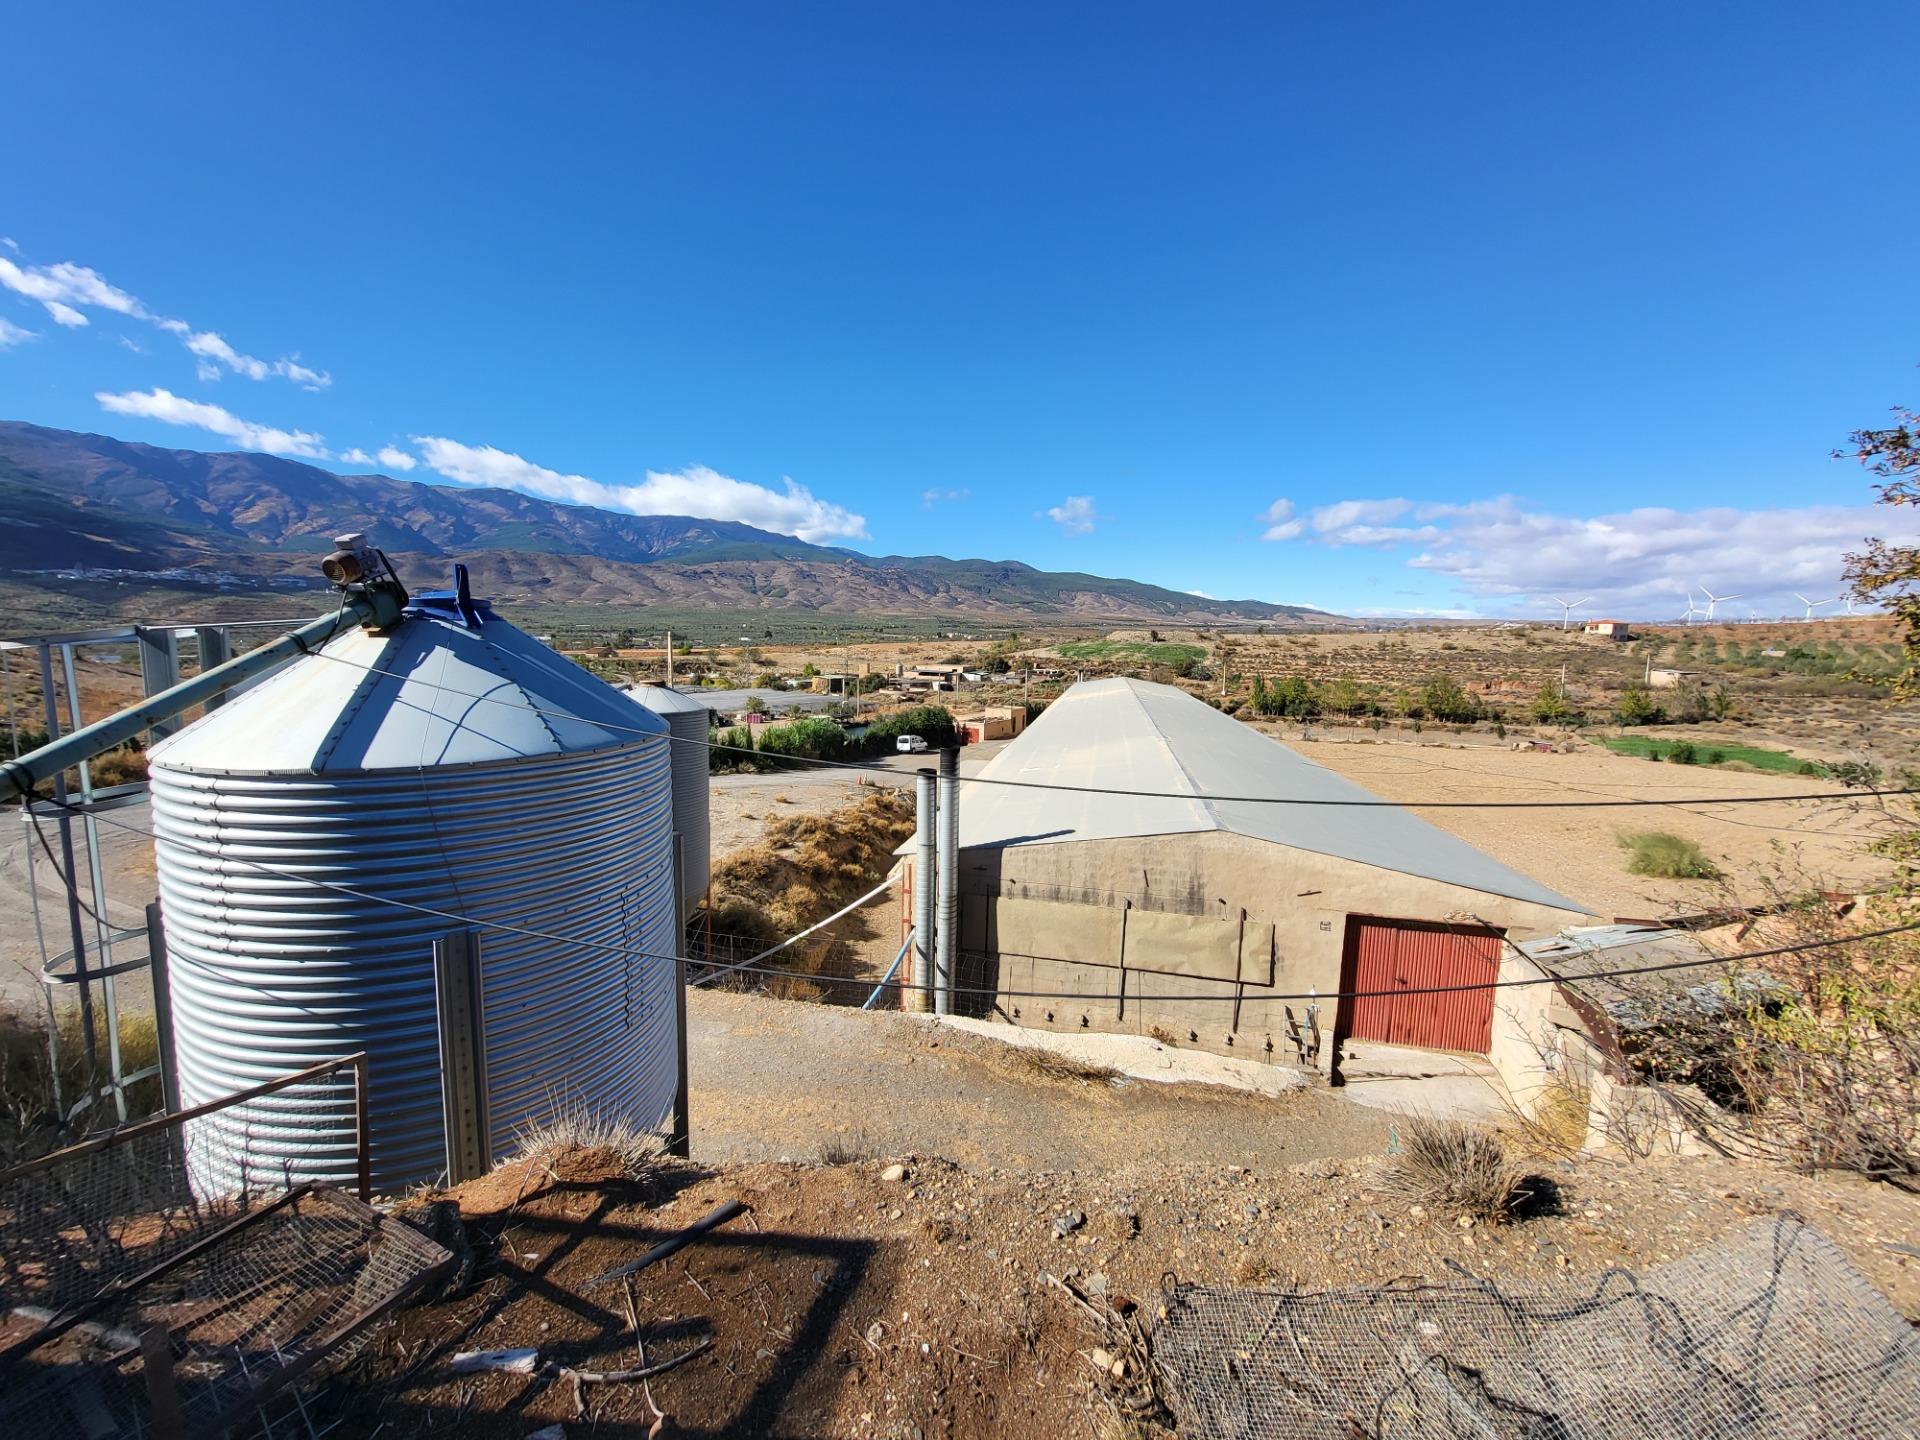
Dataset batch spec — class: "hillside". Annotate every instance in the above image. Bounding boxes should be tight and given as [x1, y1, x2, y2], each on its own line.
[0, 422, 1330, 625]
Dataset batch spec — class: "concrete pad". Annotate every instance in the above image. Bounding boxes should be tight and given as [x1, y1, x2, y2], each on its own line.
[934, 1013, 1311, 1098]
[1333, 1042, 1510, 1122]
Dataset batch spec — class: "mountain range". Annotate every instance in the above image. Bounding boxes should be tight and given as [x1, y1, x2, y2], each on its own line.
[0, 421, 1331, 624]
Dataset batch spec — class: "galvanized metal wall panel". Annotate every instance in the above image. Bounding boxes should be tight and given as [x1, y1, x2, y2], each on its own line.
[154, 704, 679, 1196]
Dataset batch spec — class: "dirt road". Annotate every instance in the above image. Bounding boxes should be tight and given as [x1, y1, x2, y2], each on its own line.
[686, 987, 1387, 1171]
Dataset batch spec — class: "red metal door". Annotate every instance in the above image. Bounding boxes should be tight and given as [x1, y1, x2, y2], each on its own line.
[1339, 918, 1502, 1054]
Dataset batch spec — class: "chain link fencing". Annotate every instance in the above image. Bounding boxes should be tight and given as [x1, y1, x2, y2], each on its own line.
[1151, 1214, 1920, 1440]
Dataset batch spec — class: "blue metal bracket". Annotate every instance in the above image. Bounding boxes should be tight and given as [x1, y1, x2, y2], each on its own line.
[407, 563, 489, 629]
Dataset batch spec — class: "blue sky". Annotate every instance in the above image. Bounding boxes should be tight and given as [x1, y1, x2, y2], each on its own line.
[3, 2, 1917, 618]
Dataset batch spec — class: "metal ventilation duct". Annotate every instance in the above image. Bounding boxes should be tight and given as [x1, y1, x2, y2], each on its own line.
[148, 600, 679, 1194]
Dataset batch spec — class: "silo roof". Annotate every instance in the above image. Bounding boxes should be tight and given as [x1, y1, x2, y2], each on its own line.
[151, 611, 663, 774]
[624, 684, 714, 716]
[946, 677, 1586, 913]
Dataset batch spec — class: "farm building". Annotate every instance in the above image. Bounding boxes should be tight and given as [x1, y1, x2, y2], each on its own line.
[956, 705, 1028, 744]
[901, 678, 1594, 1084]
[1583, 618, 1632, 640]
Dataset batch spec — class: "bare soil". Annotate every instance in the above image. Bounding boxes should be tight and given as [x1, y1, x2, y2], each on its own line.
[338, 1135, 1920, 1438]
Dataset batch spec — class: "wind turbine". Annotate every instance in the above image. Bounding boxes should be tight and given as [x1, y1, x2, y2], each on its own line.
[1550, 594, 1594, 631]
[1793, 593, 1838, 621]
[1679, 590, 1704, 625]
[1699, 586, 1741, 622]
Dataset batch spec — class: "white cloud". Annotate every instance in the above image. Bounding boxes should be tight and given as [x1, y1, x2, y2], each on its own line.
[1259, 495, 1442, 547]
[1403, 497, 1920, 618]
[0, 257, 147, 324]
[183, 329, 330, 389]
[94, 388, 329, 460]
[1185, 589, 1216, 599]
[339, 448, 375, 465]
[0, 317, 36, 348]
[376, 445, 418, 472]
[0, 247, 328, 386]
[1257, 498, 1304, 542]
[1043, 495, 1099, 536]
[413, 437, 870, 543]
[922, 486, 970, 507]
[1349, 605, 1486, 620]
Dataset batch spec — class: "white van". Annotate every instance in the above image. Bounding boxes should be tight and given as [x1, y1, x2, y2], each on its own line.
[896, 734, 930, 753]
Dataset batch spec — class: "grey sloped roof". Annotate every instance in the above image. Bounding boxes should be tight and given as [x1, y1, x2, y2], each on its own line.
[950, 677, 1587, 913]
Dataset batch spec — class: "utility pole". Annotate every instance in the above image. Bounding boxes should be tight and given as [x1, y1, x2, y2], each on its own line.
[666, 630, 674, 686]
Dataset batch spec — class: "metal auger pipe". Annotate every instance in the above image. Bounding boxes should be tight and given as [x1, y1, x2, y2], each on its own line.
[0, 583, 403, 805]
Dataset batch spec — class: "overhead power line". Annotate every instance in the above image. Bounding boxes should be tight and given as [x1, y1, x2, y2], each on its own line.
[50, 799, 1920, 1007]
[287, 645, 1916, 812]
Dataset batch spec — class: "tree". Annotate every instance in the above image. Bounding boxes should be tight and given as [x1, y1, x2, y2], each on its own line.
[1530, 682, 1581, 725]
[1418, 673, 1481, 724]
[1614, 684, 1661, 726]
[1840, 402, 1920, 695]
[1322, 677, 1362, 718]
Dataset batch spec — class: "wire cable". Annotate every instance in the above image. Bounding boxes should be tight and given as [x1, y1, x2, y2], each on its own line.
[49, 797, 1920, 1007]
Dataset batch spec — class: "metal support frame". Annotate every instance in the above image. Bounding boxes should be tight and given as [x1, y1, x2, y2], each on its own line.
[145, 901, 181, 1116]
[911, 771, 937, 1014]
[2, 596, 405, 1139]
[433, 929, 491, 1185]
[669, 832, 691, 1158]
[934, 748, 959, 1018]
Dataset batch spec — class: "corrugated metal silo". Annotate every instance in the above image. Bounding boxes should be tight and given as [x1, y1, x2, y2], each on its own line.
[147, 591, 678, 1194]
[624, 685, 711, 917]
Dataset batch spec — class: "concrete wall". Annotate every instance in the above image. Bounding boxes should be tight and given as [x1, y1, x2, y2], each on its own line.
[947, 831, 1590, 1076]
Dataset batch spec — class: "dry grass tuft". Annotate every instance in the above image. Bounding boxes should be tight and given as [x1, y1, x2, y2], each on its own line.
[1383, 1112, 1535, 1222]
[1010, 1047, 1122, 1086]
[817, 1126, 876, 1165]
[513, 1100, 664, 1182]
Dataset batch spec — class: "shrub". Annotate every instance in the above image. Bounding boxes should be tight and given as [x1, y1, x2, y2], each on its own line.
[757, 716, 850, 766]
[1383, 1114, 1533, 1223]
[1619, 830, 1720, 879]
[1666, 740, 1699, 764]
[859, 705, 957, 756]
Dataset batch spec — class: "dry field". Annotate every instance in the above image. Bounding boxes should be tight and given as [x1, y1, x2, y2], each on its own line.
[1288, 730, 1894, 917]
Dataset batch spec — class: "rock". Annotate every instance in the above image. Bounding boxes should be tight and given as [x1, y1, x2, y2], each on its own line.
[1111, 1359, 1127, 1379]
[1053, 1210, 1086, 1237]
[867, 1321, 887, 1345]
[1084, 1272, 1109, 1296]
[1090, 1348, 1114, 1371]
[1409, 1205, 1426, 1219]
[1456, 1215, 1475, 1230]
[880, 1163, 908, 1183]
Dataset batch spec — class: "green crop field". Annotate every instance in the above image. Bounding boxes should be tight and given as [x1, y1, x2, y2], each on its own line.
[1598, 735, 1822, 775]
[1055, 639, 1206, 667]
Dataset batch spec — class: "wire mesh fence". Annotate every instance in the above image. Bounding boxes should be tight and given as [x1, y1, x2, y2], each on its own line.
[0, 1057, 369, 1318]
[0, 1186, 449, 1440]
[1151, 1214, 1920, 1440]
[0, 1055, 449, 1440]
